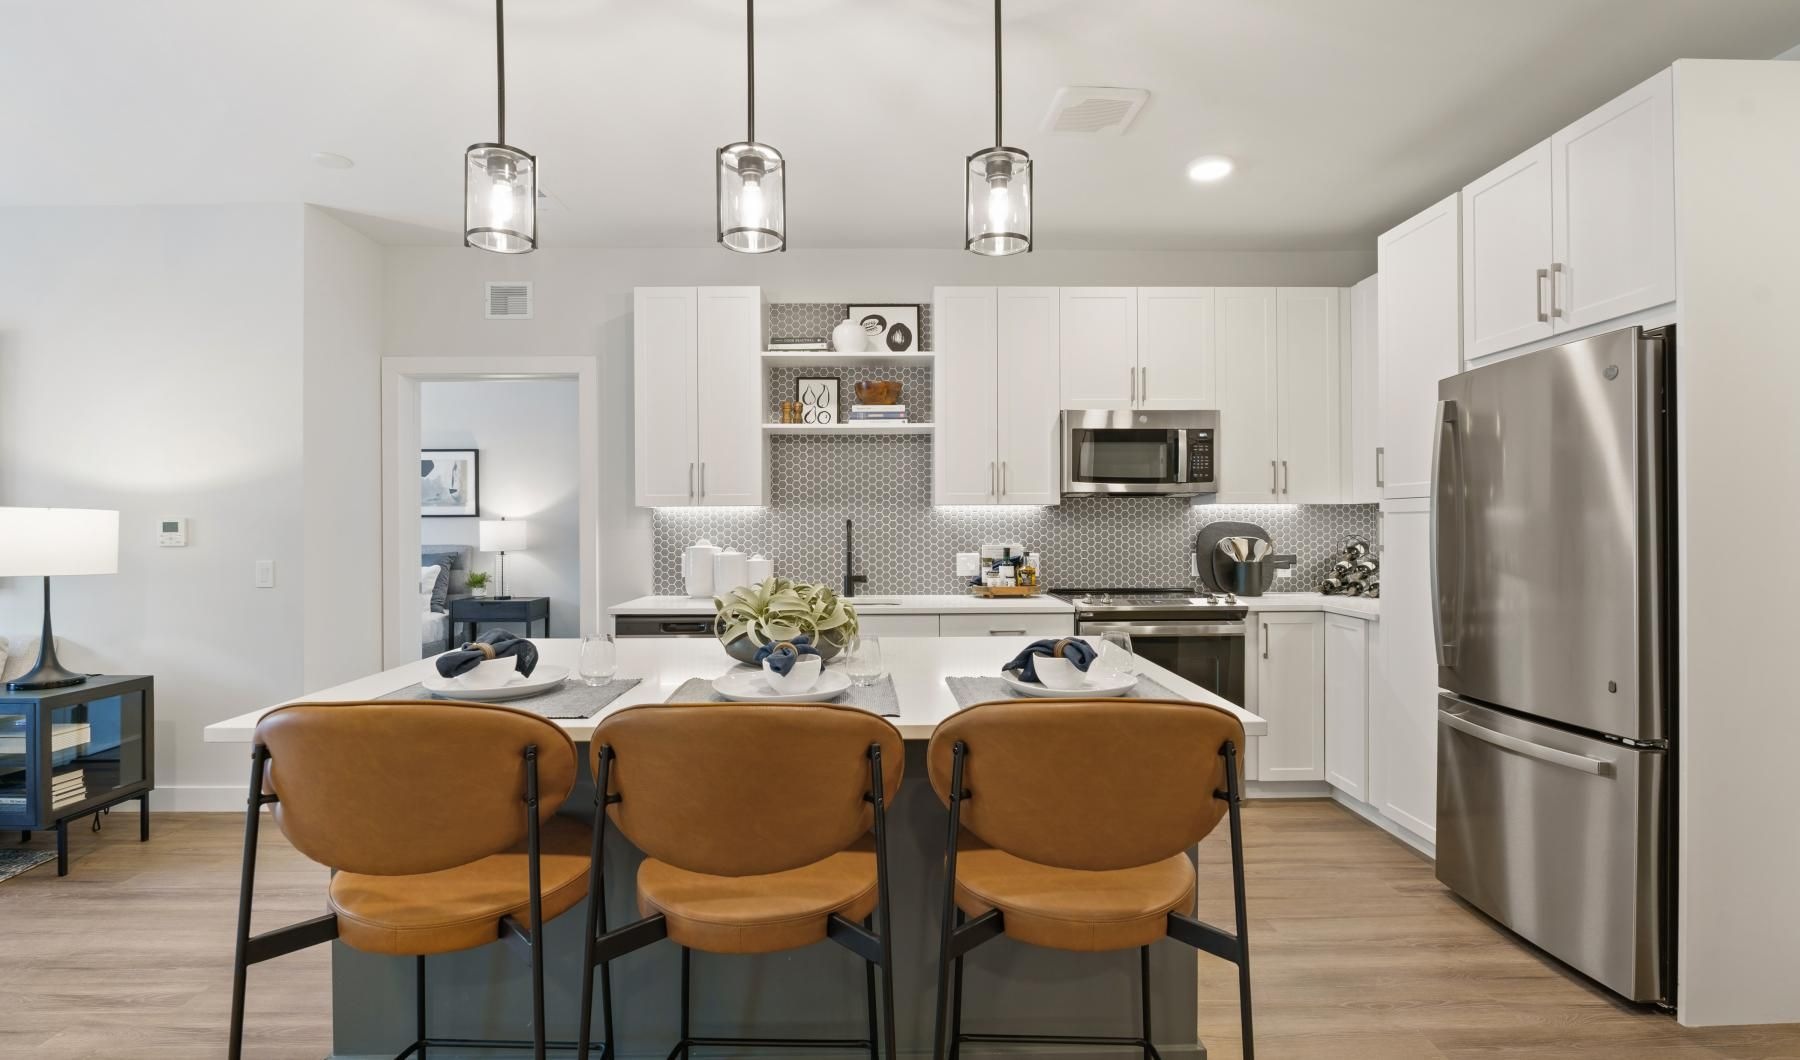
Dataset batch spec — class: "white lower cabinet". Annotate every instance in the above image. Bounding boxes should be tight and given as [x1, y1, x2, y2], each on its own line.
[1324, 612, 1371, 801]
[1371, 502, 1437, 843]
[938, 613, 1075, 638]
[1253, 611, 1325, 782]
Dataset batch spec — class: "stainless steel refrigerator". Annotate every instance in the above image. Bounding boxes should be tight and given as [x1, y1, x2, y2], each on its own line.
[1433, 324, 1674, 1006]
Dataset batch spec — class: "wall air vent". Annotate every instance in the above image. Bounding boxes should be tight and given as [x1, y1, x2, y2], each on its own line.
[485, 281, 533, 319]
[1041, 86, 1150, 135]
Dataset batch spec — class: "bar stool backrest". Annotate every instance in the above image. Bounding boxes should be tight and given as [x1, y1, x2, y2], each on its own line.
[593, 701, 904, 878]
[927, 698, 1245, 872]
[255, 700, 578, 876]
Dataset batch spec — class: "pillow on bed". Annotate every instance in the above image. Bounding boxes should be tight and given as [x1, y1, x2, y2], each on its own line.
[419, 563, 451, 613]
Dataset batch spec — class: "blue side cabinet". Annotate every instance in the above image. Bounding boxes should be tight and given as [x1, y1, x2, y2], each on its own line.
[0, 675, 154, 876]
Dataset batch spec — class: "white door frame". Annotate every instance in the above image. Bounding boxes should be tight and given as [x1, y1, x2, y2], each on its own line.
[381, 356, 602, 669]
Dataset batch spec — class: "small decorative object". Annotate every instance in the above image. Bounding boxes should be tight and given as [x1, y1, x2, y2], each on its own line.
[830, 319, 867, 353]
[466, 570, 491, 598]
[847, 304, 920, 352]
[796, 377, 840, 425]
[1320, 536, 1378, 597]
[421, 449, 480, 517]
[853, 379, 903, 405]
[713, 577, 860, 664]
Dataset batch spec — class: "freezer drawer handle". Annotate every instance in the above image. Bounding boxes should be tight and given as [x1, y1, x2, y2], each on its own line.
[1442, 711, 1614, 776]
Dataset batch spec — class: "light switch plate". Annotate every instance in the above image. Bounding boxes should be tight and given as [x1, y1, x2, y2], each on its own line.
[254, 560, 275, 588]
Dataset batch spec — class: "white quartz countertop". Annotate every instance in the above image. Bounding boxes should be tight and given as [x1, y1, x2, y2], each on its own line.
[202, 636, 1264, 743]
[1240, 593, 1380, 620]
[611, 593, 1077, 616]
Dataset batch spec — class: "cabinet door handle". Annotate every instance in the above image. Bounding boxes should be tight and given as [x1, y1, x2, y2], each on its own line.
[989, 629, 1027, 636]
[1001, 461, 1008, 496]
[1535, 267, 1549, 323]
[1270, 460, 1279, 495]
[699, 462, 706, 498]
[1549, 262, 1565, 319]
[1377, 510, 1384, 553]
[1282, 460, 1290, 494]
[688, 462, 695, 499]
[1129, 365, 1138, 405]
[1140, 366, 1149, 403]
[1262, 622, 1270, 659]
[1375, 446, 1385, 488]
[990, 461, 997, 498]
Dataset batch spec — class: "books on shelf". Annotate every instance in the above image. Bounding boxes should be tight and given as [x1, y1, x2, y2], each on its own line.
[768, 338, 828, 350]
[51, 767, 86, 809]
[0, 722, 91, 756]
[849, 404, 908, 423]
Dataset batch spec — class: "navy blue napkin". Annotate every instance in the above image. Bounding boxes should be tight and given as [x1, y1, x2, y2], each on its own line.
[1002, 637, 1097, 683]
[755, 635, 821, 676]
[436, 629, 540, 679]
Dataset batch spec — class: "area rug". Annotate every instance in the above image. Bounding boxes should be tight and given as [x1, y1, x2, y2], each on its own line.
[0, 848, 55, 883]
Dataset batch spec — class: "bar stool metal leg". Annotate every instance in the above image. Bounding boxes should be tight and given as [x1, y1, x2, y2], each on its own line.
[863, 916, 879, 1057]
[949, 909, 965, 1060]
[678, 946, 692, 1060]
[417, 956, 428, 1060]
[1140, 945, 1153, 1060]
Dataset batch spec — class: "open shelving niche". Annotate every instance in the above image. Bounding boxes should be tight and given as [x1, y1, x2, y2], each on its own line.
[760, 349, 935, 434]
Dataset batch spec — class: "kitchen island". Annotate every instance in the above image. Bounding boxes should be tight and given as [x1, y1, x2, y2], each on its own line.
[205, 637, 1264, 1059]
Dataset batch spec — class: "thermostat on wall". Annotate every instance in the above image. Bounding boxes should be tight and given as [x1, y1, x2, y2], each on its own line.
[159, 518, 188, 547]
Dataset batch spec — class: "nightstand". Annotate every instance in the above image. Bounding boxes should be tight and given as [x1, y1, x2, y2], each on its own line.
[448, 595, 551, 643]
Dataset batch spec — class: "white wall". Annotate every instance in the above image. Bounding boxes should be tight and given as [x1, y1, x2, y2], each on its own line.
[0, 204, 307, 809]
[1671, 59, 1800, 1027]
[420, 379, 581, 635]
[382, 245, 1376, 609]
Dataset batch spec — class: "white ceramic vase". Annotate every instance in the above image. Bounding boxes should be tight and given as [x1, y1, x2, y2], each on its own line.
[831, 319, 867, 353]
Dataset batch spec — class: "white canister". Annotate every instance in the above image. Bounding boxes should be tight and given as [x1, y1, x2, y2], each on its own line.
[682, 539, 722, 598]
[746, 553, 774, 585]
[713, 548, 749, 595]
[831, 318, 868, 353]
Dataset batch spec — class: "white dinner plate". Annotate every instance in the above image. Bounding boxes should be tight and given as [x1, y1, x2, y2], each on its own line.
[999, 669, 1138, 698]
[422, 664, 570, 702]
[711, 666, 852, 703]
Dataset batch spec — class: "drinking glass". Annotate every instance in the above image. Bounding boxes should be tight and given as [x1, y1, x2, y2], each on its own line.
[1097, 630, 1136, 676]
[578, 634, 617, 686]
[845, 635, 885, 687]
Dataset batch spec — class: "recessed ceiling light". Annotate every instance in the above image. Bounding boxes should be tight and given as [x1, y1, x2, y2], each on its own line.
[1187, 155, 1234, 183]
[311, 151, 355, 170]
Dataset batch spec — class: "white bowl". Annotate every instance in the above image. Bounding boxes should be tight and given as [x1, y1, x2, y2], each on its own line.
[456, 657, 521, 688]
[1031, 656, 1092, 691]
[762, 654, 823, 694]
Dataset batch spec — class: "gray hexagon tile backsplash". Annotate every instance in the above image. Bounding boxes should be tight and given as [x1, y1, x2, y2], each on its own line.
[651, 435, 1377, 595]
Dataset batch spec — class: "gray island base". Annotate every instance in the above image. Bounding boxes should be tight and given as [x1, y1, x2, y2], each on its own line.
[329, 742, 1205, 1059]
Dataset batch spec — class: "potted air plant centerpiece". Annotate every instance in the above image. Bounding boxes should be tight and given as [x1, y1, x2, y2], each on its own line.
[713, 577, 859, 664]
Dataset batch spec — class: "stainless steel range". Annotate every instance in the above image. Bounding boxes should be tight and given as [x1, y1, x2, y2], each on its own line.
[1054, 588, 1248, 705]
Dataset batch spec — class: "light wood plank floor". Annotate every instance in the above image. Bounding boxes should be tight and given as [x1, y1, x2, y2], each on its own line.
[3, 802, 1798, 1059]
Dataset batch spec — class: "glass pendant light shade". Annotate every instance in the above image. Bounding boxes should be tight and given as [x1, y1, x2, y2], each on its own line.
[464, 143, 537, 254]
[717, 142, 786, 254]
[966, 146, 1031, 256]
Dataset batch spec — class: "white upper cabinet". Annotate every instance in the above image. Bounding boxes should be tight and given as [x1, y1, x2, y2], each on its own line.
[1343, 275, 1380, 503]
[634, 287, 701, 506]
[633, 286, 766, 507]
[1377, 193, 1461, 500]
[1463, 69, 1675, 361]
[1135, 288, 1216, 409]
[1213, 287, 1280, 503]
[1462, 142, 1556, 360]
[932, 287, 1001, 505]
[1551, 68, 1675, 330]
[1276, 287, 1341, 503]
[1057, 288, 1137, 409]
[995, 287, 1062, 504]
[693, 287, 766, 506]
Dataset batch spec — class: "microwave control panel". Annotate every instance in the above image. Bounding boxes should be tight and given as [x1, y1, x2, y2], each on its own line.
[1188, 430, 1215, 482]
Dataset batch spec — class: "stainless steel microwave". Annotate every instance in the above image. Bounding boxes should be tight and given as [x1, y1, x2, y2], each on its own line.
[1061, 409, 1219, 497]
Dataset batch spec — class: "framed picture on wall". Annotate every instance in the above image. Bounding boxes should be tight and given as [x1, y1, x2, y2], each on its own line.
[847, 304, 920, 353]
[796, 377, 840, 425]
[421, 448, 480, 517]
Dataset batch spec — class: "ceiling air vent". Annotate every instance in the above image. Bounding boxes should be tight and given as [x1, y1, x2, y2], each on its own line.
[485, 281, 533, 320]
[1040, 86, 1150, 135]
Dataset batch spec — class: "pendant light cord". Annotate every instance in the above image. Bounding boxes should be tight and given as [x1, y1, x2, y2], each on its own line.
[746, 0, 756, 143]
[495, 0, 507, 144]
[993, 0, 1002, 146]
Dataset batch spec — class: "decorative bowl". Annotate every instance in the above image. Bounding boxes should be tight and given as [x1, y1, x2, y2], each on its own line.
[854, 380, 903, 405]
[762, 655, 823, 694]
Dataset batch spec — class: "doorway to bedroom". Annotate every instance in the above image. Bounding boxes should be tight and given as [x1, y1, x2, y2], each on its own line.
[417, 378, 581, 658]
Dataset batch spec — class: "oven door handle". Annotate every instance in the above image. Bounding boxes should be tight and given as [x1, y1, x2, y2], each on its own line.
[1077, 621, 1246, 637]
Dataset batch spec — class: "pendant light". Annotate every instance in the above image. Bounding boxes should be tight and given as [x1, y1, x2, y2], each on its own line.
[464, 0, 536, 254]
[965, 0, 1031, 255]
[717, 0, 786, 253]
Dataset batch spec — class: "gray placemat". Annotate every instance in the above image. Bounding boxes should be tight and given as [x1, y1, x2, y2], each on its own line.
[944, 673, 1184, 709]
[379, 677, 642, 719]
[666, 672, 900, 717]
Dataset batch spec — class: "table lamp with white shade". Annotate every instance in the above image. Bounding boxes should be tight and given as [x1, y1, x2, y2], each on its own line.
[0, 507, 120, 691]
[478, 517, 528, 600]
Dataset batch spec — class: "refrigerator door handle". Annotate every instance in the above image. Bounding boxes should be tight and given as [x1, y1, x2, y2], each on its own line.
[1431, 398, 1464, 668]
[1441, 709, 1615, 776]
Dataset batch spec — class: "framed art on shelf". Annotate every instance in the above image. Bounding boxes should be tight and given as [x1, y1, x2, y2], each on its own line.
[796, 377, 840, 425]
[847, 304, 920, 353]
[421, 449, 480, 517]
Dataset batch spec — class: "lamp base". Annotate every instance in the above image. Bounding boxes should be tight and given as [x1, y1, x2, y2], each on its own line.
[7, 660, 88, 692]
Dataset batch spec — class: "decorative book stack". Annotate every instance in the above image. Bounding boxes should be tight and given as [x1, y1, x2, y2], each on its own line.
[849, 404, 908, 423]
[51, 767, 86, 809]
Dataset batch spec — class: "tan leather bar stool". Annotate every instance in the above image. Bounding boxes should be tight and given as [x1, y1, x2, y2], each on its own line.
[926, 698, 1255, 1060]
[226, 701, 590, 1060]
[575, 701, 904, 1060]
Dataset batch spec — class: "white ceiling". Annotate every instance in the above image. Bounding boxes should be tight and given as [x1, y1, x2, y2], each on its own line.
[7, 0, 1800, 251]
